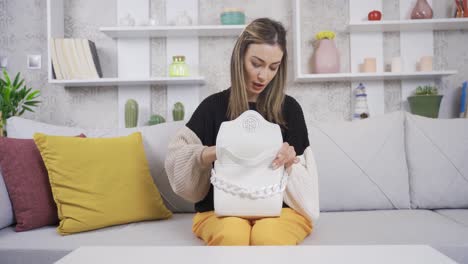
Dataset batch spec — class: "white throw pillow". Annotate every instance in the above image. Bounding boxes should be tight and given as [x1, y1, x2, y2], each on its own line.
[6, 117, 194, 213]
[6, 117, 85, 138]
[406, 113, 468, 209]
[308, 111, 410, 211]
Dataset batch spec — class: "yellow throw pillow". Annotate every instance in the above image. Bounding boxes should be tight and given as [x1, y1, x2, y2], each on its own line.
[33, 132, 172, 235]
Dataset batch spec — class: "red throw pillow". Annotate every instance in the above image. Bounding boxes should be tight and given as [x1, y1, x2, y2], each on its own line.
[0, 134, 85, 231]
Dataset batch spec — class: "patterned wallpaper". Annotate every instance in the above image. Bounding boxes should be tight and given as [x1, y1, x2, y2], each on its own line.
[0, 0, 467, 129]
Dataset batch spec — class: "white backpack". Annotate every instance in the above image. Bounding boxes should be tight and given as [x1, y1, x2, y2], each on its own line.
[211, 110, 287, 218]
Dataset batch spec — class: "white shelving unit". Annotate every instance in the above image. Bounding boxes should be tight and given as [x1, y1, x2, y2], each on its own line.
[100, 25, 245, 38]
[347, 18, 468, 33]
[293, 0, 461, 118]
[49, 77, 205, 87]
[292, 0, 459, 84]
[47, 0, 240, 127]
[295, 71, 457, 83]
[48, 0, 464, 124]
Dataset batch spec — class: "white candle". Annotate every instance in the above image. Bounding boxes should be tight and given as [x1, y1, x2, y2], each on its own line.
[363, 57, 377, 72]
[391, 57, 402, 72]
[419, 56, 433, 72]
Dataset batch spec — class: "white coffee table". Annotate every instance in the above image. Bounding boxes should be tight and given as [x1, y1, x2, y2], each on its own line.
[55, 245, 457, 264]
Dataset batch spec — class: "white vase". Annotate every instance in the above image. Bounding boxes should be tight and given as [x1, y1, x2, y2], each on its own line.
[174, 11, 192, 26]
[119, 13, 135, 26]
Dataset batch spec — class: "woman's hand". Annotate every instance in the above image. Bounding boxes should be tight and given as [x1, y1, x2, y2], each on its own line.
[272, 142, 299, 174]
[200, 146, 217, 167]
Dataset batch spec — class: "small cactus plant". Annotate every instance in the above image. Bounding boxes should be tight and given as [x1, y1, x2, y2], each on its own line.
[148, 114, 166, 126]
[172, 102, 185, 121]
[125, 99, 139, 128]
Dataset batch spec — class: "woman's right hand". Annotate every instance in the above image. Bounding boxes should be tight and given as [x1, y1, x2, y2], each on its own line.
[201, 146, 217, 167]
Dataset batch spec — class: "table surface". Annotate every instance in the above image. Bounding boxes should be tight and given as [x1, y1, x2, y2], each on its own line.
[55, 245, 458, 264]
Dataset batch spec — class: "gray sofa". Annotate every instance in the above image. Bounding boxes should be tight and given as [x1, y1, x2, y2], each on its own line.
[0, 111, 467, 264]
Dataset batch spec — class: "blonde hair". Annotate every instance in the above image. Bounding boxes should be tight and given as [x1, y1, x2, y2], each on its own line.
[228, 18, 287, 127]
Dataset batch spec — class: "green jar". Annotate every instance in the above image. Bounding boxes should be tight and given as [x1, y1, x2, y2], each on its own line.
[169, 56, 189, 77]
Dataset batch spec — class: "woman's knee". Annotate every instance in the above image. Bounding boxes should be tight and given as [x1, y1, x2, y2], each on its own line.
[251, 220, 292, 245]
[209, 217, 251, 246]
[250, 219, 304, 246]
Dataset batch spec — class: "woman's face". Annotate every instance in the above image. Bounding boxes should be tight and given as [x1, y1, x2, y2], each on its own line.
[243, 43, 283, 102]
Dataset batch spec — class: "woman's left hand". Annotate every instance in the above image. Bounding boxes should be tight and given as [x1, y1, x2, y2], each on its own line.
[272, 142, 299, 174]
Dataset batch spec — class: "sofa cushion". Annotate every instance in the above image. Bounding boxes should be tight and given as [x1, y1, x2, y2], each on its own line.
[0, 170, 14, 230]
[0, 135, 84, 232]
[4, 210, 465, 248]
[1, 211, 467, 264]
[6, 117, 194, 213]
[0, 214, 200, 250]
[435, 209, 468, 227]
[33, 132, 172, 235]
[304, 209, 468, 245]
[0, 214, 201, 264]
[303, 209, 468, 264]
[405, 113, 468, 209]
[308, 111, 410, 211]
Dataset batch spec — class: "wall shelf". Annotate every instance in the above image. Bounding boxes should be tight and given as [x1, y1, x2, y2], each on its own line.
[100, 25, 245, 38]
[347, 18, 468, 33]
[295, 71, 458, 83]
[49, 76, 206, 87]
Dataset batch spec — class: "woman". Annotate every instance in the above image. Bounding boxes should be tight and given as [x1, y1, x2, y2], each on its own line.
[165, 18, 319, 246]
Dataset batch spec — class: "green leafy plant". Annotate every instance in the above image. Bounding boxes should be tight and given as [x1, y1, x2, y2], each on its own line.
[0, 69, 41, 136]
[415, 85, 438, 96]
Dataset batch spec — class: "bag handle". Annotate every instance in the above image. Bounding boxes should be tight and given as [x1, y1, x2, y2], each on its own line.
[210, 169, 288, 200]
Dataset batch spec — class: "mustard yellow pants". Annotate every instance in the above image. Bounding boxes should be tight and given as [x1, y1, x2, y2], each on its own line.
[192, 208, 312, 246]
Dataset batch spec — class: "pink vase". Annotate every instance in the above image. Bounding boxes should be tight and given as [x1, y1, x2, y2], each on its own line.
[411, 0, 433, 19]
[311, 39, 340, 74]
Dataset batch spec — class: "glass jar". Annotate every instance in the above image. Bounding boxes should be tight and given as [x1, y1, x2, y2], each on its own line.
[169, 56, 189, 77]
[220, 8, 245, 25]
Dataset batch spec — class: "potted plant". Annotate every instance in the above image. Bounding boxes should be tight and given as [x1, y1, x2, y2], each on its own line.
[408, 85, 443, 118]
[0, 69, 41, 136]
